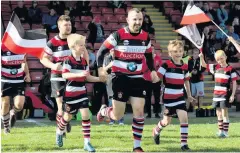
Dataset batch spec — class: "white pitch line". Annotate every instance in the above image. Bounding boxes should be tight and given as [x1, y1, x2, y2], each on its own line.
[24, 119, 47, 126]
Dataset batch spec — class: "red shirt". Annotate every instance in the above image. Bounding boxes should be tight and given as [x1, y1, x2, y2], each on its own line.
[142, 54, 162, 81]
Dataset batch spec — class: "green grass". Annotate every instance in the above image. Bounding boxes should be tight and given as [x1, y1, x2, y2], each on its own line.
[2, 116, 240, 152]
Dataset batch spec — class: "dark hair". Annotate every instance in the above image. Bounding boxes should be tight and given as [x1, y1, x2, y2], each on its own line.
[64, 7, 70, 11]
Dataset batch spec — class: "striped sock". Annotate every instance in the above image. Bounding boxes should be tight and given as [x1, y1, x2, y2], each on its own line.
[1, 113, 10, 129]
[57, 117, 68, 135]
[132, 117, 144, 149]
[82, 119, 91, 144]
[13, 107, 22, 114]
[223, 121, 229, 134]
[218, 120, 223, 132]
[180, 123, 188, 146]
[56, 113, 62, 125]
[154, 120, 166, 135]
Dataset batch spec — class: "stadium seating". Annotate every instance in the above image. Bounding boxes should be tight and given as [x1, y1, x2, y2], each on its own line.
[91, 7, 102, 15]
[114, 8, 126, 15]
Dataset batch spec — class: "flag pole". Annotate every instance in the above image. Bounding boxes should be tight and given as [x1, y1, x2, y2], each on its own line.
[211, 20, 229, 38]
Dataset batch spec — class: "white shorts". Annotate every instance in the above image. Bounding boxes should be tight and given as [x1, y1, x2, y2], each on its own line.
[191, 81, 204, 97]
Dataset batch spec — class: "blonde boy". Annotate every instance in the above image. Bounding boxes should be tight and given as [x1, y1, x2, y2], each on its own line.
[199, 50, 237, 138]
[56, 34, 101, 152]
[152, 40, 195, 151]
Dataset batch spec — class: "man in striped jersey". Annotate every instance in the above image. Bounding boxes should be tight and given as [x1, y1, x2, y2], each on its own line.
[55, 34, 100, 152]
[96, 8, 158, 152]
[199, 50, 237, 138]
[1, 44, 31, 134]
[40, 15, 89, 136]
[152, 40, 195, 151]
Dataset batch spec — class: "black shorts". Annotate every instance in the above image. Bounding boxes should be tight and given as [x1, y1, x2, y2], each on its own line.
[112, 74, 147, 102]
[63, 100, 89, 115]
[163, 103, 187, 117]
[51, 81, 65, 98]
[212, 101, 231, 108]
[1, 82, 25, 97]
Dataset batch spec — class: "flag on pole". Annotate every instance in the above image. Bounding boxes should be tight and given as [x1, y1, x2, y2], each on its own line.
[1, 12, 47, 59]
[180, 4, 211, 25]
[175, 24, 204, 51]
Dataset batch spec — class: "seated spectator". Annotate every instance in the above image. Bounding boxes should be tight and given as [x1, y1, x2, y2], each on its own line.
[141, 8, 155, 35]
[216, 23, 228, 44]
[204, 27, 217, 61]
[87, 17, 105, 47]
[107, 0, 127, 11]
[28, 1, 42, 28]
[42, 8, 59, 37]
[76, 1, 92, 18]
[223, 38, 238, 63]
[14, 1, 28, 23]
[217, 2, 228, 24]
[232, 17, 240, 35]
[64, 8, 76, 33]
[203, 2, 214, 20]
[228, 3, 240, 24]
[227, 26, 240, 41]
[48, 1, 65, 15]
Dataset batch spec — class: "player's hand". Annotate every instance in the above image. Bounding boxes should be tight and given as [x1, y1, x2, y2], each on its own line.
[52, 62, 62, 71]
[228, 36, 235, 44]
[24, 74, 31, 82]
[199, 52, 204, 58]
[188, 96, 196, 106]
[98, 68, 107, 82]
[151, 71, 160, 83]
[229, 95, 235, 103]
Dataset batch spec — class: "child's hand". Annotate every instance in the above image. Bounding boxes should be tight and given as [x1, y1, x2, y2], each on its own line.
[188, 96, 196, 106]
[229, 95, 235, 103]
[199, 53, 204, 58]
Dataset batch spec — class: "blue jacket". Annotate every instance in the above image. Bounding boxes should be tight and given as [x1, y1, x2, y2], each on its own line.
[217, 8, 228, 23]
[42, 13, 58, 26]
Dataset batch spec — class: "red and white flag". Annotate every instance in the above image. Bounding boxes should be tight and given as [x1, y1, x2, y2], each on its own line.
[180, 4, 211, 25]
[175, 24, 204, 51]
[1, 12, 47, 59]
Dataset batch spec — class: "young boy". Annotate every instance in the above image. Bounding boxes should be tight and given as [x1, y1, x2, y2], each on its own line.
[199, 50, 237, 138]
[188, 48, 206, 109]
[56, 34, 101, 152]
[152, 40, 195, 151]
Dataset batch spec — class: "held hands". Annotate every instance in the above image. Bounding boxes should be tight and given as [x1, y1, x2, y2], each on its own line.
[24, 74, 31, 82]
[78, 71, 90, 78]
[52, 62, 62, 71]
[198, 52, 204, 58]
[98, 68, 107, 82]
[151, 71, 160, 83]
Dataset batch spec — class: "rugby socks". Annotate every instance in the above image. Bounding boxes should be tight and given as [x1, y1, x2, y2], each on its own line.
[82, 119, 91, 144]
[57, 117, 68, 135]
[180, 123, 188, 146]
[218, 120, 223, 133]
[56, 113, 62, 125]
[223, 120, 229, 135]
[1, 113, 10, 129]
[13, 107, 22, 114]
[132, 117, 144, 149]
[154, 120, 166, 135]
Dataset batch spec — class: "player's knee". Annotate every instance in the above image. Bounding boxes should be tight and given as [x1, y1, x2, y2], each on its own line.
[1, 101, 10, 110]
[63, 113, 72, 122]
[81, 115, 90, 120]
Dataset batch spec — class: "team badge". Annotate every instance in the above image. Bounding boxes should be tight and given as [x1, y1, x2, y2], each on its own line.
[7, 51, 11, 56]
[118, 92, 123, 99]
[22, 91, 25, 94]
[127, 62, 137, 72]
[57, 91, 60, 96]
[142, 41, 145, 46]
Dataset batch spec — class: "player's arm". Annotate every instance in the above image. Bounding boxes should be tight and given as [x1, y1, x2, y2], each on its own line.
[22, 55, 31, 82]
[144, 36, 154, 72]
[83, 47, 90, 66]
[62, 59, 89, 79]
[103, 55, 113, 71]
[86, 75, 101, 82]
[199, 52, 207, 68]
[184, 71, 196, 103]
[97, 32, 118, 81]
[229, 70, 238, 103]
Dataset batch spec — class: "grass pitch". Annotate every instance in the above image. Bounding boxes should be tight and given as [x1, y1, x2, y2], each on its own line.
[1, 116, 240, 152]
